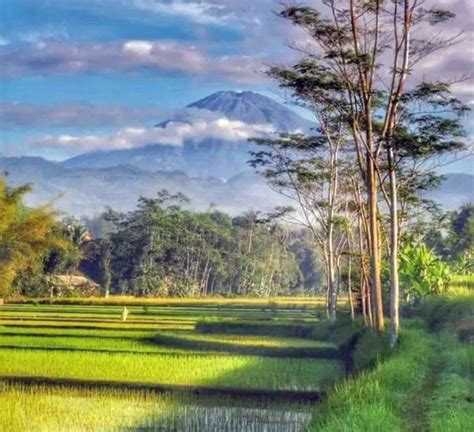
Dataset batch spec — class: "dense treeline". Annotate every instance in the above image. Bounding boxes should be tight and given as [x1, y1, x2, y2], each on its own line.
[0, 180, 321, 299]
[1, 175, 470, 303]
[84, 192, 320, 297]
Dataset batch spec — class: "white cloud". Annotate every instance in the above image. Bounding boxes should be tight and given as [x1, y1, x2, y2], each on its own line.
[0, 101, 167, 127]
[130, 0, 231, 25]
[122, 40, 154, 56]
[0, 40, 264, 83]
[18, 25, 70, 44]
[29, 115, 275, 152]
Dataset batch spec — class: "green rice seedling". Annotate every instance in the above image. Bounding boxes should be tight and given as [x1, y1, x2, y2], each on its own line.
[450, 274, 474, 290]
[0, 332, 335, 357]
[9, 295, 344, 309]
[0, 320, 195, 331]
[0, 306, 320, 325]
[158, 332, 334, 349]
[0, 348, 344, 391]
[195, 320, 315, 338]
[0, 383, 314, 432]
[0, 326, 160, 339]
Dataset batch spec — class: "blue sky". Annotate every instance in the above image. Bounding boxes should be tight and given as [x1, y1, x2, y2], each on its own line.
[0, 0, 283, 159]
[0, 0, 472, 172]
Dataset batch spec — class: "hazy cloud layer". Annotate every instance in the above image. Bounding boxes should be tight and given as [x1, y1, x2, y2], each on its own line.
[1, 1, 471, 91]
[0, 40, 265, 83]
[0, 102, 167, 128]
[130, 0, 233, 25]
[29, 115, 275, 152]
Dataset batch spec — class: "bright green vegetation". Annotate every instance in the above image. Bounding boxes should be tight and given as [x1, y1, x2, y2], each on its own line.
[0, 319, 194, 331]
[3, 289, 472, 431]
[0, 300, 324, 329]
[0, 301, 340, 362]
[1, 300, 343, 431]
[0, 349, 342, 391]
[1, 383, 174, 432]
[450, 274, 474, 290]
[0, 332, 334, 357]
[0, 383, 313, 432]
[310, 289, 474, 432]
[0, 305, 343, 390]
[427, 333, 473, 432]
[10, 296, 334, 307]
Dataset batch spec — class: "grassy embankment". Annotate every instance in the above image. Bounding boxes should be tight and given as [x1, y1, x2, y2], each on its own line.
[310, 275, 474, 432]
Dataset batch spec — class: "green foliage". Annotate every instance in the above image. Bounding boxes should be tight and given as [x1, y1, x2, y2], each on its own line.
[0, 179, 65, 299]
[352, 329, 391, 371]
[450, 203, 474, 259]
[196, 320, 315, 338]
[427, 331, 474, 432]
[310, 289, 474, 431]
[423, 203, 474, 264]
[90, 191, 311, 298]
[12, 269, 50, 297]
[399, 241, 452, 302]
[417, 288, 474, 340]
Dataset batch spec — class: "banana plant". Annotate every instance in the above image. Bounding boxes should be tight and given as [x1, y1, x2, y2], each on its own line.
[399, 241, 451, 303]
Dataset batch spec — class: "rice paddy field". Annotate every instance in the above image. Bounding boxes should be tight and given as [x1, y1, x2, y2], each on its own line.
[0, 297, 346, 431]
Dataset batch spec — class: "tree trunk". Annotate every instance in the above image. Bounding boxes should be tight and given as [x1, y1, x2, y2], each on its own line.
[367, 154, 385, 331]
[327, 223, 337, 322]
[388, 146, 400, 346]
[348, 256, 355, 321]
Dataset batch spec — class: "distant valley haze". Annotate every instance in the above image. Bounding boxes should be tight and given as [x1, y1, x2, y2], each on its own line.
[1, 91, 472, 217]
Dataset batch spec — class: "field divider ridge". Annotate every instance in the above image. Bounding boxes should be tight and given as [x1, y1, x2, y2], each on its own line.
[0, 375, 324, 403]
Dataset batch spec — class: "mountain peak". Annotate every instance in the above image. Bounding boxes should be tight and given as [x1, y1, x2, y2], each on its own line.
[186, 90, 311, 132]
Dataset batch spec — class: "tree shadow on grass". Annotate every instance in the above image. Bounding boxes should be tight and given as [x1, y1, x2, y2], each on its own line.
[121, 353, 341, 432]
[141, 333, 340, 359]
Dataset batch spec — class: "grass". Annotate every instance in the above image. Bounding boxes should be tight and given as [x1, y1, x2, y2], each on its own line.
[0, 348, 343, 391]
[0, 319, 195, 331]
[450, 274, 474, 290]
[0, 383, 313, 432]
[0, 332, 335, 358]
[0, 326, 161, 339]
[427, 332, 474, 432]
[0, 301, 349, 397]
[0, 300, 340, 430]
[0, 306, 319, 320]
[10, 295, 345, 308]
[7, 289, 471, 430]
[196, 319, 316, 338]
[308, 284, 474, 432]
[309, 326, 434, 431]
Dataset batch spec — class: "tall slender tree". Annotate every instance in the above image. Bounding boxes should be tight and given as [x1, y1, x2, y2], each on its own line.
[272, 1, 466, 338]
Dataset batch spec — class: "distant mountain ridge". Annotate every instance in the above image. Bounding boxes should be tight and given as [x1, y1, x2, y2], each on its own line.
[1, 155, 471, 218]
[1, 91, 472, 217]
[0, 156, 288, 217]
[61, 91, 312, 178]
